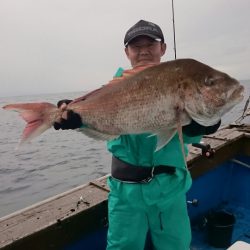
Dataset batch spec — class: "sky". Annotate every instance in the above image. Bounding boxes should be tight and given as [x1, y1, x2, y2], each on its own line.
[0, 0, 249, 97]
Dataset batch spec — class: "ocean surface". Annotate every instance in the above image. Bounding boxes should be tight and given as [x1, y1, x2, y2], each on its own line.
[0, 81, 249, 218]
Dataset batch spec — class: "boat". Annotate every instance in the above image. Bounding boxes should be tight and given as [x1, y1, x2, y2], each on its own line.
[0, 114, 249, 250]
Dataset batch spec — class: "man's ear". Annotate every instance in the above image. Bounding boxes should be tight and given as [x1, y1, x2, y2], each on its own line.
[125, 47, 129, 58]
[161, 43, 167, 56]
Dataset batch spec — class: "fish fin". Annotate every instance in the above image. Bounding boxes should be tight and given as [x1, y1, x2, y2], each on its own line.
[3, 102, 57, 145]
[150, 128, 176, 151]
[20, 122, 51, 146]
[77, 127, 118, 141]
[71, 65, 154, 104]
[191, 116, 220, 127]
[185, 107, 220, 126]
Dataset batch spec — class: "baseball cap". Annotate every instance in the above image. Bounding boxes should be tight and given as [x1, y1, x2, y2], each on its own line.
[124, 20, 165, 46]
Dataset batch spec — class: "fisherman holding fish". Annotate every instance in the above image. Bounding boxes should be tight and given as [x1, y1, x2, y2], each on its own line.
[4, 20, 244, 249]
[53, 20, 221, 250]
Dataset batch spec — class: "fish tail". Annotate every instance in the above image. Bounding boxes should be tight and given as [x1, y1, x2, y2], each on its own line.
[3, 102, 58, 145]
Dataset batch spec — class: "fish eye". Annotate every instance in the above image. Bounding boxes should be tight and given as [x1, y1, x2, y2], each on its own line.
[204, 77, 214, 86]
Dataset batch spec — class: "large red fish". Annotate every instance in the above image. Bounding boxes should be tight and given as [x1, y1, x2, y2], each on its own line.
[3, 59, 244, 149]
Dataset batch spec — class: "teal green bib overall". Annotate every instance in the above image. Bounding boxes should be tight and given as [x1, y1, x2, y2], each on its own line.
[106, 68, 201, 250]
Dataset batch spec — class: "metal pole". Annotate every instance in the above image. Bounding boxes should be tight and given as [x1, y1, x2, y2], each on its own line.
[172, 0, 177, 59]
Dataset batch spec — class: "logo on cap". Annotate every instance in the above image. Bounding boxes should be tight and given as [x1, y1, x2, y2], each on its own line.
[124, 20, 164, 46]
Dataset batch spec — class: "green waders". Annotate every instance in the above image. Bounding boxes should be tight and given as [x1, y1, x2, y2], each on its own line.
[106, 168, 192, 250]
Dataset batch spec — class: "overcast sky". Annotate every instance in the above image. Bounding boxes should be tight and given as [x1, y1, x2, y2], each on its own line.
[0, 0, 249, 97]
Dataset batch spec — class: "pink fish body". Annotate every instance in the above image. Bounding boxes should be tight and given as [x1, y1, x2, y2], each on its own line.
[3, 59, 244, 148]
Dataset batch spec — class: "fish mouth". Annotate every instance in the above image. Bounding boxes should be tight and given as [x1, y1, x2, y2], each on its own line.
[230, 84, 244, 102]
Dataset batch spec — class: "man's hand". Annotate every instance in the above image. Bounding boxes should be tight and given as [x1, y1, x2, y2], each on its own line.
[53, 99, 83, 130]
[183, 119, 221, 137]
[57, 99, 72, 107]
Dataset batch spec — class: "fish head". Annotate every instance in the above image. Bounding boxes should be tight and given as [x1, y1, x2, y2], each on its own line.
[182, 59, 244, 126]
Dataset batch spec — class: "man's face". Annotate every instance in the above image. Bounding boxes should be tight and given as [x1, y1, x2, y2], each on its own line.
[125, 36, 166, 67]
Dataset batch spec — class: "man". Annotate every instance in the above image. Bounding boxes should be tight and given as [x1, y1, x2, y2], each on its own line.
[54, 20, 220, 250]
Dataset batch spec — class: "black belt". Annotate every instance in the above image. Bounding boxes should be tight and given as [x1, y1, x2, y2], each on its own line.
[111, 156, 176, 184]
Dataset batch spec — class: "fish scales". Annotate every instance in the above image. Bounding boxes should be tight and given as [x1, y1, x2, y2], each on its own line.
[69, 63, 185, 134]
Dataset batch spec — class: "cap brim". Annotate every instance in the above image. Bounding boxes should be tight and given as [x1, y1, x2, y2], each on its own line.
[125, 33, 161, 46]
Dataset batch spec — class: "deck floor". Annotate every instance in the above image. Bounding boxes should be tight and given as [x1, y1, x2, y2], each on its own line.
[191, 205, 250, 249]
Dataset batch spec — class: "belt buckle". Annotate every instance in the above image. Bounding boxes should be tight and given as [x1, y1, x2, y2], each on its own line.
[140, 167, 155, 183]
